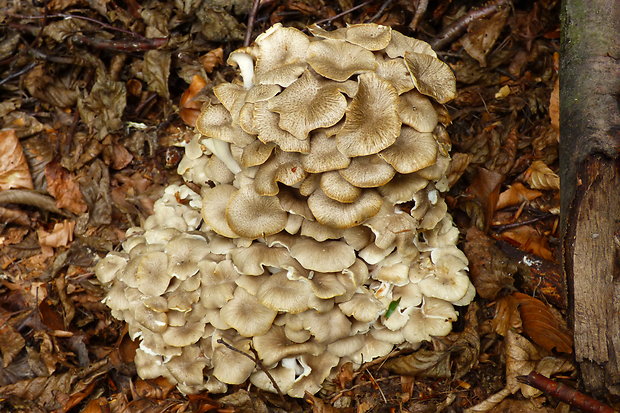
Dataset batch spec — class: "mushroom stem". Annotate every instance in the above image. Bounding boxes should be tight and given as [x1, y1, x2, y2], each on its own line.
[229, 52, 255, 89]
[203, 138, 241, 174]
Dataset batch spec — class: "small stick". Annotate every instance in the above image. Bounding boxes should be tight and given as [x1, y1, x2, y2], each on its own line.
[314, 0, 376, 26]
[367, 0, 395, 23]
[244, 0, 261, 47]
[410, 0, 429, 31]
[216, 338, 284, 400]
[0, 62, 36, 87]
[71, 35, 167, 52]
[0, 189, 70, 216]
[430, 0, 511, 50]
[328, 375, 401, 403]
[491, 214, 555, 231]
[517, 372, 615, 413]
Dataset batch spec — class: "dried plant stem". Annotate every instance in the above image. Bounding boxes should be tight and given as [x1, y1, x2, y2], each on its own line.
[244, 0, 262, 46]
[216, 338, 284, 399]
[411, 0, 429, 31]
[0, 189, 70, 216]
[430, 0, 511, 50]
[314, 0, 376, 26]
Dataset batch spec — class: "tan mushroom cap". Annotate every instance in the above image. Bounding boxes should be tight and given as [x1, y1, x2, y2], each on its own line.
[220, 287, 277, 336]
[253, 325, 324, 367]
[254, 24, 309, 87]
[301, 131, 350, 173]
[254, 101, 311, 153]
[308, 272, 348, 299]
[378, 127, 438, 174]
[134, 348, 172, 381]
[336, 72, 402, 157]
[403, 51, 457, 104]
[201, 185, 239, 239]
[267, 70, 348, 140]
[289, 237, 356, 273]
[213, 83, 246, 121]
[121, 251, 170, 296]
[416, 153, 450, 181]
[338, 155, 396, 188]
[399, 90, 439, 133]
[256, 271, 316, 314]
[162, 320, 207, 347]
[230, 242, 290, 275]
[95, 252, 128, 284]
[385, 30, 437, 59]
[307, 39, 376, 82]
[300, 219, 343, 242]
[308, 189, 383, 229]
[307, 24, 347, 40]
[195, 104, 254, 147]
[338, 289, 384, 323]
[375, 57, 416, 94]
[277, 187, 314, 219]
[226, 185, 288, 239]
[378, 173, 429, 203]
[320, 171, 362, 203]
[344, 23, 392, 51]
[211, 332, 256, 384]
[326, 335, 366, 357]
[241, 141, 275, 168]
[254, 150, 307, 196]
[165, 235, 210, 280]
[294, 308, 352, 342]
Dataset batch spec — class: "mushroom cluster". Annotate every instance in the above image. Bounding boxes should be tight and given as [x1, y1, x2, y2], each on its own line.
[95, 23, 474, 397]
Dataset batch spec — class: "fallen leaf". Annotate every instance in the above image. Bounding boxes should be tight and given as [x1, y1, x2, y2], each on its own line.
[496, 183, 543, 210]
[0, 129, 34, 190]
[0, 321, 26, 367]
[37, 220, 76, 255]
[512, 292, 573, 354]
[464, 167, 504, 230]
[489, 398, 555, 412]
[549, 77, 559, 131]
[524, 161, 560, 190]
[45, 162, 88, 214]
[464, 227, 516, 299]
[199, 47, 224, 73]
[179, 75, 208, 127]
[492, 295, 522, 337]
[104, 143, 134, 170]
[461, 8, 509, 66]
[143, 49, 171, 99]
[499, 226, 554, 261]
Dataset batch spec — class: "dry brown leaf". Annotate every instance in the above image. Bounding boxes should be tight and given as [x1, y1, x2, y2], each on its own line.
[0, 321, 26, 367]
[446, 152, 472, 188]
[549, 77, 559, 131]
[490, 398, 555, 412]
[464, 167, 505, 230]
[0, 129, 34, 190]
[180, 75, 208, 127]
[492, 295, 523, 337]
[461, 9, 510, 66]
[499, 226, 554, 261]
[524, 161, 560, 190]
[464, 227, 516, 299]
[0, 206, 30, 226]
[45, 162, 88, 214]
[512, 292, 573, 354]
[37, 220, 76, 255]
[496, 183, 543, 210]
[105, 143, 134, 170]
[199, 47, 224, 73]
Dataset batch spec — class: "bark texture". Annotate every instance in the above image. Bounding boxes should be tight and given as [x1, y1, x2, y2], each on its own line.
[560, 0, 620, 396]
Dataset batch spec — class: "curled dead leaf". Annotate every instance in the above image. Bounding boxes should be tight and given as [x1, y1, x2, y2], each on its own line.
[37, 220, 76, 256]
[200, 47, 224, 73]
[180, 75, 208, 127]
[45, 162, 88, 215]
[0, 129, 34, 190]
[496, 183, 543, 210]
[499, 226, 554, 261]
[524, 161, 559, 190]
[461, 9, 509, 67]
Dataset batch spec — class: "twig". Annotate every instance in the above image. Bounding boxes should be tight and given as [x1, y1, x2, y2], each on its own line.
[492, 214, 554, 231]
[313, 0, 376, 26]
[367, 0, 395, 23]
[329, 374, 401, 402]
[518, 372, 615, 413]
[430, 0, 511, 50]
[410, 0, 428, 31]
[365, 369, 387, 403]
[0, 62, 36, 87]
[244, 0, 261, 47]
[0, 189, 71, 216]
[70, 35, 167, 52]
[216, 338, 284, 400]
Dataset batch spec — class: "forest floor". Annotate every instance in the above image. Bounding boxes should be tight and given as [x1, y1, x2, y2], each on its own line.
[1, 0, 606, 412]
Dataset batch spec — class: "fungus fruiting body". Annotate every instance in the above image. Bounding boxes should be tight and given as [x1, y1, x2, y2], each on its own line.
[96, 23, 473, 397]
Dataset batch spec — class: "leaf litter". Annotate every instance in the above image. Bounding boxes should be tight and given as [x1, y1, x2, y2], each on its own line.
[0, 0, 601, 412]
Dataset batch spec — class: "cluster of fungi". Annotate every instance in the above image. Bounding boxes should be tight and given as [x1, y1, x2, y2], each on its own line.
[95, 23, 474, 397]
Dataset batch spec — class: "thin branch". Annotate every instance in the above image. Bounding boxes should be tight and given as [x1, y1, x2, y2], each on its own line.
[430, 0, 511, 50]
[70, 35, 167, 52]
[410, 0, 429, 31]
[0, 62, 36, 87]
[328, 374, 401, 402]
[216, 338, 285, 400]
[244, 0, 261, 47]
[492, 214, 555, 231]
[0, 189, 71, 216]
[367, 0, 395, 23]
[314, 0, 376, 26]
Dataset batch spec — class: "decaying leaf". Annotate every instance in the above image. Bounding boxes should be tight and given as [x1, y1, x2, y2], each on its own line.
[492, 295, 522, 337]
[0, 321, 26, 368]
[549, 78, 559, 131]
[464, 227, 516, 299]
[446, 152, 472, 188]
[496, 182, 543, 210]
[511, 292, 572, 354]
[499, 226, 554, 261]
[0, 129, 34, 190]
[180, 75, 208, 127]
[461, 9, 510, 67]
[37, 220, 76, 255]
[45, 162, 88, 214]
[143, 50, 171, 99]
[524, 161, 560, 190]
[463, 167, 504, 230]
[200, 47, 224, 73]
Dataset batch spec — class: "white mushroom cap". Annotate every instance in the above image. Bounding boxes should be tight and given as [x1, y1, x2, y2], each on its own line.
[338, 289, 384, 323]
[95, 252, 128, 284]
[289, 237, 356, 273]
[256, 271, 317, 314]
[201, 184, 239, 239]
[120, 252, 170, 296]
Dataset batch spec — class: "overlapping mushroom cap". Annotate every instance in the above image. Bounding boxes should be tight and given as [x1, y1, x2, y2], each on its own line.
[95, 23, 473, 398]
